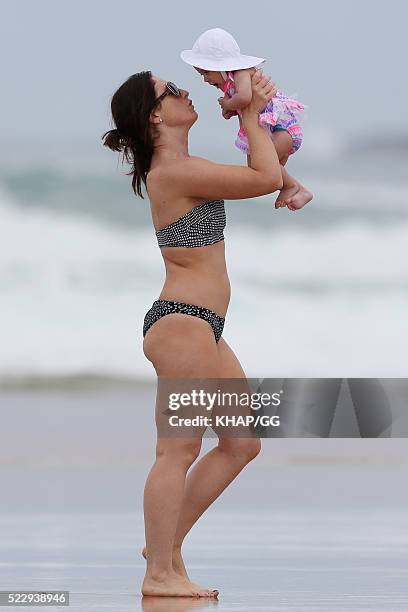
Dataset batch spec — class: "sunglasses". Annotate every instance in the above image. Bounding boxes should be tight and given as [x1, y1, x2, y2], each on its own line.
[154, 81, 181, 104]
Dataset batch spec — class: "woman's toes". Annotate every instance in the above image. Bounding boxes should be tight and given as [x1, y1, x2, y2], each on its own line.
[195, 586, 218, 598]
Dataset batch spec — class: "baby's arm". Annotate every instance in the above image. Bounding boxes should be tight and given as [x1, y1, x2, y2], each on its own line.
[222, 69, 253, 111]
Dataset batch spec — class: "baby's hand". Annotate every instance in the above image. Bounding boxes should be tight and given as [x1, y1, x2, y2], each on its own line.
[218, 95, 229, 111]
[222, 108, 237, 120]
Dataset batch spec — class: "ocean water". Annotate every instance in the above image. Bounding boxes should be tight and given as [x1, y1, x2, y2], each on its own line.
[1, 149, 408, 383]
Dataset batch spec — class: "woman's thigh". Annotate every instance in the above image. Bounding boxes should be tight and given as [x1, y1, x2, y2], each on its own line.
[145, 315, 222, 441]
[143, 313, 221, 378]
[144, 320, 256, 444]
[216, 337, 247, 378]
[215, 338, 261, 456]
[214, 338, 257, 444]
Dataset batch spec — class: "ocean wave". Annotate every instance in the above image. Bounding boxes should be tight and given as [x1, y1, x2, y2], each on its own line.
[1, 193, 408, 379]
[2, 165, 408, 231]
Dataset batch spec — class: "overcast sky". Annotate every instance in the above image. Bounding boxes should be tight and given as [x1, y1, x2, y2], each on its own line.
[1, 0, 406, 160]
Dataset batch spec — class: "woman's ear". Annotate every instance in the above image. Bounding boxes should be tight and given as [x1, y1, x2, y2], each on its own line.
[149, 111, 163, 125]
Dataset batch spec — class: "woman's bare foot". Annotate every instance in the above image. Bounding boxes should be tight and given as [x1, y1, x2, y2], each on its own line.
[274, 184, 299, 209]
[142, 548, 218, 597]
[285, 186, 313, 211]
[142, 571, 219, 598]
[171, 547, 189, 579]
[142, 546, 188, 579]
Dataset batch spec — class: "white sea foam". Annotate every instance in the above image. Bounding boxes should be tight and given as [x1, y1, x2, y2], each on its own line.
[1, 180, 407, 380]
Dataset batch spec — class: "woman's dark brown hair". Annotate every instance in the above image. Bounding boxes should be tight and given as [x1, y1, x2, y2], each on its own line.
[102, 71, 157, 198]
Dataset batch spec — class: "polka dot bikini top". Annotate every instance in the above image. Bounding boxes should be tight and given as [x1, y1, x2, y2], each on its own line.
[155, 199, 226, 248]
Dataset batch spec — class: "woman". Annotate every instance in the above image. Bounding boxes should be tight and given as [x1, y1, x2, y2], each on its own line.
[103, 69, 282, 598]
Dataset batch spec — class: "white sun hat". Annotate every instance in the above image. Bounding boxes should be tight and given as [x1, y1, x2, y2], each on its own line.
[180, 28, 265, 71]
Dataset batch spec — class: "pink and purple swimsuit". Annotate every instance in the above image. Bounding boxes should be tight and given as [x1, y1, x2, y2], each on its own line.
[223, 71, 305, 156]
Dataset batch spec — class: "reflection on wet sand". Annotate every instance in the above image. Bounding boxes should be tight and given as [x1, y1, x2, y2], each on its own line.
[141, 595, 219, 612]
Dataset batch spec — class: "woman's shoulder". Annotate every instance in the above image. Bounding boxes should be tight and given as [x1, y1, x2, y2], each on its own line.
[147, 156, 211, 194]
[147, 159, 184, 186]
[148, 156, 210, 178]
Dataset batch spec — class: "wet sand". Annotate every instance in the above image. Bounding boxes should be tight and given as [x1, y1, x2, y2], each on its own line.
[1, 509, 407, 611]
[1, 388, 407, 610]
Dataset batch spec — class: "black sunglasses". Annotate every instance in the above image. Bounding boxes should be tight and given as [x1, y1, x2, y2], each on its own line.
[154, 81, 181, 104]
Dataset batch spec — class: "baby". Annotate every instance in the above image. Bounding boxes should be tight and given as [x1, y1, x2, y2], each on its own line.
[181, 28, 313, 210]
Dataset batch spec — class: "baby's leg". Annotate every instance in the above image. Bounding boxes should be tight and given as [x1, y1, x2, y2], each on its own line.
[271, 131, 313, 211]
[271, 130, 293, 165]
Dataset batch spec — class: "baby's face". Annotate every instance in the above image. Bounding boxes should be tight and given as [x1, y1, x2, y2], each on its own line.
[194, 68, 224, 89]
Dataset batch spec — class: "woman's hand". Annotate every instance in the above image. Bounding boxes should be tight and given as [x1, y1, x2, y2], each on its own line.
[242, 69, 277, 117]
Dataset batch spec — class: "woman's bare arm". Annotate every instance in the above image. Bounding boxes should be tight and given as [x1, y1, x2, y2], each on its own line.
[157, 71, 283, 201]
[239, 72, 281, 183]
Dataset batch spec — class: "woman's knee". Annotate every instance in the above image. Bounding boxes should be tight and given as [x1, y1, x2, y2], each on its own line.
[218, 438, 261, 464]
[156, 438, 202, 468]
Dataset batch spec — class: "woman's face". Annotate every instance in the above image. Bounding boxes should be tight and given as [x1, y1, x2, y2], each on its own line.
[194, 68, 224, 89]
[151, 76, 198, 128]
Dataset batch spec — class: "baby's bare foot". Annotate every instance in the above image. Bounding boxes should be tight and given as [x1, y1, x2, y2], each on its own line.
[275, 184, 299, 209]
[142, 571, 219, 598]
[286, 186, 313, 211]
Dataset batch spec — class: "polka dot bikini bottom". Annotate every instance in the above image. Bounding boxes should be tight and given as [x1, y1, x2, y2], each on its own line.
[143, 299, 225, 343]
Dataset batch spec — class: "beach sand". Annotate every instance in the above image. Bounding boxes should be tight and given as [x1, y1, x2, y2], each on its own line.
[1, 386, 407, 611]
